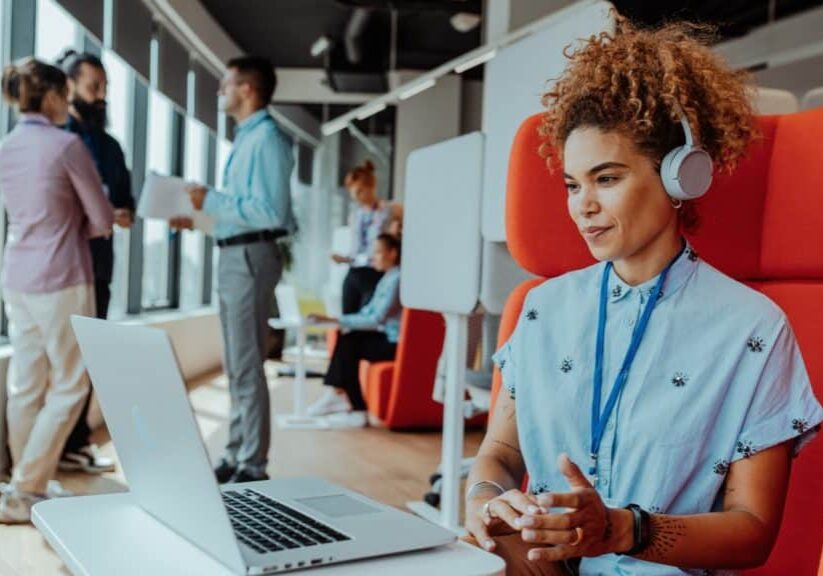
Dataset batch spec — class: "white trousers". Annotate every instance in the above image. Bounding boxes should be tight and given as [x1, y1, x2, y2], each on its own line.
[4, 284, 94, 494]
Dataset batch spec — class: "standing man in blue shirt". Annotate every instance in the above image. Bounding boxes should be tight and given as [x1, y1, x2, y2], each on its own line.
[57, 50, 133, 475]
[173, 57, 294, 484]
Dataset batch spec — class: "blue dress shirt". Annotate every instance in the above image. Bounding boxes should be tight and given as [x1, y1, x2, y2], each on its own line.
[203, 109, 295, 240]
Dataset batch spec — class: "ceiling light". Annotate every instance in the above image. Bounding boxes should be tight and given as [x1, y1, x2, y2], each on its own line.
[399, 78, 436, 101]
[355, 101, 387, 121]
[322, 119, 349, 136]
[454, 49, 497, 74]
[310, 35, 331, 58]
[450, 12, 481, 33]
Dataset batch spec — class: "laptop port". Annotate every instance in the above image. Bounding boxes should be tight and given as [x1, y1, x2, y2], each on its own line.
[311, 559, 322, 566]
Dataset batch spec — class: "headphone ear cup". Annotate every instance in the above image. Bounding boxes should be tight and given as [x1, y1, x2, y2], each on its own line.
[660, 147, 683, 199]
[660, 146, 714, 201]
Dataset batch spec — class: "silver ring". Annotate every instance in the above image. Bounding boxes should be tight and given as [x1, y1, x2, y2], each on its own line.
[482, 500, 495, 521]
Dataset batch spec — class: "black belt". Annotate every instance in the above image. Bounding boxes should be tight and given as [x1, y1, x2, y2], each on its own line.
[216, 230, 287, 248]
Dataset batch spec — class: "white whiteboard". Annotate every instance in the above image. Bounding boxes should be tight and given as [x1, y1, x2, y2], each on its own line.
[479, 241, 537, 315]
[481, 1, 615, 242]
[401, 132, 484, 315]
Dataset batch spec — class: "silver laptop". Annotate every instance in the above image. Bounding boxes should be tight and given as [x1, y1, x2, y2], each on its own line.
[70, 317, 454, 575]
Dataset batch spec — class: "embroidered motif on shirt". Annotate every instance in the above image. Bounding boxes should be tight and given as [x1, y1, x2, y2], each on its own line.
[498, 359, 506, 370]
[712, 459, 730, 475]
[736, 440, 756, 459]
[671, 372, 689, 388]
[746, 336, 765, 353]
[792, 418, 810, 434]
[611, 285, 622, 298]
[686, 247, 699, 262]
[644, 287, 664, 301]
[649, 505, 663, 514]
[526, 308, 538, 321]
[560, 357, 573, 373]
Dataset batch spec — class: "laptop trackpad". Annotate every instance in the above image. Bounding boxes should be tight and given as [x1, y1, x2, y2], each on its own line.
[296, 495, 380, 518]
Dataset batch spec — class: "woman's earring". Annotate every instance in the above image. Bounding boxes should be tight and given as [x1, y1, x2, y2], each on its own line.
[671, 198, 683, 210]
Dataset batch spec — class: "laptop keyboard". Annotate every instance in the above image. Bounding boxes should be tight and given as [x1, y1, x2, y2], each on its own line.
[222, 489, 351, 555]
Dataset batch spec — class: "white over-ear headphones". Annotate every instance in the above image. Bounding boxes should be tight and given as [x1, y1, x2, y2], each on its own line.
[659, 102, 714, 201]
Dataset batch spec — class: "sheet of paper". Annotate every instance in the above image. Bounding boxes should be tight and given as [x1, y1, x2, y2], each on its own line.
[138, 172, 191, 219]
[138, 171, 215, 234]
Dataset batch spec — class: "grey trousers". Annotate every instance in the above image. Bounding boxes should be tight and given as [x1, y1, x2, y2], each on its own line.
[218, 241, 282, 477]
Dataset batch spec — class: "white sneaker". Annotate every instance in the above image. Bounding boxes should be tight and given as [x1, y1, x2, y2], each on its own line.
[59, 444, 116, 474]
[46, 480, 73, 499]
[0, 490, 42, 524]
[325, 411, 368, 428]
[306, 389, 351, 417]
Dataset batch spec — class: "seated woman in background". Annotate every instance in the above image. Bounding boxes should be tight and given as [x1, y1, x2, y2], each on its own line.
[331, 160, 403, 314]
[310, 234, 402, 428]
[0, 59, 113, 523]
[464, 18, 823, 575]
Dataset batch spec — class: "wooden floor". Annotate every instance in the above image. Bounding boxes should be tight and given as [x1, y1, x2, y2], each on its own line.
[0, 361, 485, 575]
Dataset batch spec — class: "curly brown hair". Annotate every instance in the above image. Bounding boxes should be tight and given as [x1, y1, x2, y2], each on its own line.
[344, 159, 377, 190]
[540, 17, 758, 229]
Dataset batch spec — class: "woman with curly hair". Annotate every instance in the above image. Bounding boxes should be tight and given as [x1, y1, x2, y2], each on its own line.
[464, 17, 823, 575]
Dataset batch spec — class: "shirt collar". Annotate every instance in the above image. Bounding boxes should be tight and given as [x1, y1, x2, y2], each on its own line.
[607, 239, 699, 304]
[18, 113, 51, 126]
[235, 109, 271, 137]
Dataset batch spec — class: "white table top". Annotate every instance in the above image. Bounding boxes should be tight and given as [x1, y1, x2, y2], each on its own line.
[33, 493, 505, 576]
[268, 319, 339, 331]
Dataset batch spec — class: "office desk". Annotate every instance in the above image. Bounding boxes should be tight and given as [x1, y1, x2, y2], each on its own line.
[268, 318, 337, 429]
[33, 493, 505, 576]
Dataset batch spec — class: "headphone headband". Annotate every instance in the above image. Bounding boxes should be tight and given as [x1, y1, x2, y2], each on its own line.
[671, 100, 694, 147]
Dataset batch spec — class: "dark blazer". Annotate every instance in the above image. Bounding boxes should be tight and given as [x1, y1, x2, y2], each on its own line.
[66, 116, 134, 284]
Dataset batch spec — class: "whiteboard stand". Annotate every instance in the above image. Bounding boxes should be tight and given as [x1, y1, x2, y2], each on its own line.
[400, 132, 484, 534]
[407, 312, 468, 534]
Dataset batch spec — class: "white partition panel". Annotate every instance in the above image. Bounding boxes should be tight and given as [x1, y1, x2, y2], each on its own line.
[481, 1, 615, 242]
[480, 240, 537, 315]
[802, 87, 823, 110]
[401, 133, 484, 315]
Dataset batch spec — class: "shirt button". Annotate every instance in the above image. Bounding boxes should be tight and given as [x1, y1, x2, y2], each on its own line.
[602, 478, 610, 487]
[607, 421, 615, 431]
[628, 317, 636, 327]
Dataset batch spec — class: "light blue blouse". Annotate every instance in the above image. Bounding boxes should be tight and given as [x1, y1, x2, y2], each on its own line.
[339, 266, 402, 343]
[494, 242, 823, 576]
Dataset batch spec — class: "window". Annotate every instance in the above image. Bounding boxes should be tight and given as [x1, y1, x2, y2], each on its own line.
[142, 89, 174, 309]
[0, 0, 8, 337]
[180, 117, 208, 308]
[212, 136, 232, 301]
[35, 0, 81, 61]
[102, 50, 133, 319]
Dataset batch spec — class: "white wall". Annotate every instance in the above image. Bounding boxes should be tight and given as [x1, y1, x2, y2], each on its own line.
[392, 74, 462, 202]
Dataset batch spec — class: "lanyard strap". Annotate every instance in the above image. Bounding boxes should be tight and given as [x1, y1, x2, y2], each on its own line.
[589, 250, 681, 475]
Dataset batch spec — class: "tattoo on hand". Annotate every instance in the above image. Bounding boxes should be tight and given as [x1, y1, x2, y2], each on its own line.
[640, 515, 686, 561]
[602, 511, 613, 542]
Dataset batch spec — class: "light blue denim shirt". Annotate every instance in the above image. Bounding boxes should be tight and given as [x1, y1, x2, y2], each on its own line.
[203, 109, 295, 240]
[339, 266, 402, 343]
[494, 242, 823, 576]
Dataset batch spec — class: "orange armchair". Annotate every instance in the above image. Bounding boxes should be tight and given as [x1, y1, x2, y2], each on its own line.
[359, 308, 448, 430]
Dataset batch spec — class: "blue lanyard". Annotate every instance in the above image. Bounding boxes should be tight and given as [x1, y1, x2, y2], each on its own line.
[588, 249, 682, 478]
